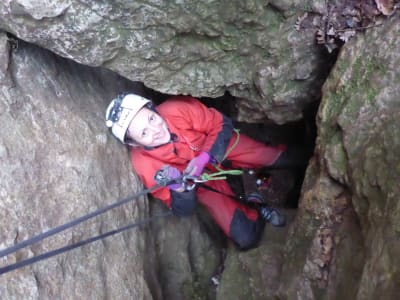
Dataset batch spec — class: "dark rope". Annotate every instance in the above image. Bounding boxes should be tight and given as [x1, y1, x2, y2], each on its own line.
[0, 211, 172, 275]
[0, 181, 173, 258]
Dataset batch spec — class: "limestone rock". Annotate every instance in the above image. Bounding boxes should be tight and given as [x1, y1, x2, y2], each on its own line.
[216, 210, 295, 300]
[0, 0, 330, 123]
[277, 15, 400, 299]
[318, 14, 400, 299]
[0, 33, 220, 299]
[149, 201, 222, 300]
[0, 32, 156, 299]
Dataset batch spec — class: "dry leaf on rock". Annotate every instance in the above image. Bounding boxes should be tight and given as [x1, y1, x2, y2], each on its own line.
[295, 12, 309, 31]
[375, 0, 395, 15]
[316, 29, 325, 44]
[338, 30, 356, 42]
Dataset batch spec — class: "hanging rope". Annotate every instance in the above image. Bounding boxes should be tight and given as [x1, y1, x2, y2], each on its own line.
[0, 177, 181, 259]
[0, 212, 172, 275]
[221, 128, 240, 161]
[0, 150, 245, 275]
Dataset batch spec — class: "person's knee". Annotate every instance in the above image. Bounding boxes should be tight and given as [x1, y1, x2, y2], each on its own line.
[272, 144, 312, 169]
[229, 209, 265, 250]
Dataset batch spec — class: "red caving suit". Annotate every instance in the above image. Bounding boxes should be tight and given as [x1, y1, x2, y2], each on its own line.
[131, 96, 284, 249]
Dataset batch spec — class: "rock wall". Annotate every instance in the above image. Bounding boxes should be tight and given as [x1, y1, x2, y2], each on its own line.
[317, 14, 400, 299]
[205, 12, 400, 300]
[0, 32, 154, 299]
[0, 1, 399, 299]
[0, 33, 220, 300]
[276, 14, 400, 300]
[0, 0, 330, 123]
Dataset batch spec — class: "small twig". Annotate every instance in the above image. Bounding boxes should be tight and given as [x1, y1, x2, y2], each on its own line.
[335, 23, 383, 33]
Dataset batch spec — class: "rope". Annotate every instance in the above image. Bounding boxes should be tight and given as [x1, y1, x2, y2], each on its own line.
[221, 128, 240, 161]
[0, 212, 172, 275]
[200, 168, 243, 181]
[0, 147, 244, 275]
[0, 177, 180, 259]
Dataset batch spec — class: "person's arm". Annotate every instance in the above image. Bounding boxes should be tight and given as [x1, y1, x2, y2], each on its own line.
[157, 96, 234, 163]
[145, 175, 198, 217]
[152, 165, 198, 217]
[131, 152, 197, 216]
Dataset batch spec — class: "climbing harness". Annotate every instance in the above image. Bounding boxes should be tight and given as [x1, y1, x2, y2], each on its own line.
[181, 168, 243, 190]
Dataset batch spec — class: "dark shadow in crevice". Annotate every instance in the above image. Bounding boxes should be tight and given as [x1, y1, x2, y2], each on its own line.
[201, 93, 319, 209]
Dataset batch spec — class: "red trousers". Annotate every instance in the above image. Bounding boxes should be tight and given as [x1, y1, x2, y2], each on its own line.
[197, 132, 284, 239]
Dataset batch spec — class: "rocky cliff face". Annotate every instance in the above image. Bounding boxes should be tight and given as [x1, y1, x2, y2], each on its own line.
[312, 16, 400, 299]
[0, 1, 399, 299]
[0, 0, 332, 124]
[271, 15, 400, 300]
[0, 34, 220, 299]
[0, 33, 155, 299]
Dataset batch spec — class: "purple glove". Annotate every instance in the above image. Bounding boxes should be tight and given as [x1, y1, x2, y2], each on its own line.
[185, 152, 210, 177]
[155, 166, 182, 191]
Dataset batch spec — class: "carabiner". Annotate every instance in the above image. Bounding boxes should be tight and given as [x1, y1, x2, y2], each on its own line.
[183, 174, 207, 183]
[182, 174, 207, 190]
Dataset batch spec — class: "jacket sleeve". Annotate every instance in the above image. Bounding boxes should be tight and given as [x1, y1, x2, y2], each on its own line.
[158, 96, 234, 162]
[131, 151, 197, 216]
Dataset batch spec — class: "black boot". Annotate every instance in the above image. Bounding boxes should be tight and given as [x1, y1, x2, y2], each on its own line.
[270, 144, 312, 169]
[245, 192, 267, 205]
[258, 206, 286, 227]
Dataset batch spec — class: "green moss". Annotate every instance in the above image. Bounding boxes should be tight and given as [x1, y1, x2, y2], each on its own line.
[262, 9, 284, 32]
[327, 132, 348, 174]
[285, 211, 320, 265]
[182, 276, 210, 300]
[320, 51, 388, 148]
[319, 87, 347, 146]
[284, 79, 302, 91]
[302, 0, 313, 12]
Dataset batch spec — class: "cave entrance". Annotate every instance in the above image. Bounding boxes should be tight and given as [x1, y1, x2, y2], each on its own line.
[201, 93, 317, 209]
[141, 85, 317, 209]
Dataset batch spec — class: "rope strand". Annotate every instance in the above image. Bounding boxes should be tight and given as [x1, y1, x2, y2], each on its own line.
[221, 128, 240, 161]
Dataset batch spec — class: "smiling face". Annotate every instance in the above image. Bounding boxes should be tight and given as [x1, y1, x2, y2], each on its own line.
[126, 107, 171, 147]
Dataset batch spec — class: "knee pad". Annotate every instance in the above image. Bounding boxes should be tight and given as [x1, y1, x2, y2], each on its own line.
[229, 209, 265, 250]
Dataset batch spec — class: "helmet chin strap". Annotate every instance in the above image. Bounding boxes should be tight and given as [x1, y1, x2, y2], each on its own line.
[124, 135, 140, 147]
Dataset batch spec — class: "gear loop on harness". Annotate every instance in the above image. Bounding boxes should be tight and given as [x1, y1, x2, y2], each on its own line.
[181, 168, 244, 191]
[181, 174, 208, 190]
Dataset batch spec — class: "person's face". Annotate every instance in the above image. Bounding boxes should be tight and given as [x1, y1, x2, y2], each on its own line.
[127, 107, 170, 147]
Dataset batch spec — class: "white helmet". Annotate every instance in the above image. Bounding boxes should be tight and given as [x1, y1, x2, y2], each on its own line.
[105, 93, 152, 143]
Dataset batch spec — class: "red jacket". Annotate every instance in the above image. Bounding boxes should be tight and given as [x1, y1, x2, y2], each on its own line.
[131, 96, 231, 207]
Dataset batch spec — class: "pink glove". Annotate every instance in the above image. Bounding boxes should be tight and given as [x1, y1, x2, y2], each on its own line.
[185, 152, 210, 177]
[155, 166, 182, 191]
